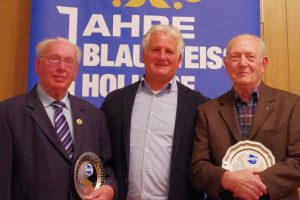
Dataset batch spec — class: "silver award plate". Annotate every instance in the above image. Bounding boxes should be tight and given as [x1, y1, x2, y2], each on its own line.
[74, 152, 105, 199]
[222, 140, 275, 171]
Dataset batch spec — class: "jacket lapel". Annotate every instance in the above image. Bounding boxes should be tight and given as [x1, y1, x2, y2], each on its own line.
[69, 95, 87, 160]
[171, 83, 191, 156]
[27, 87, 71, 161]
[248, 84, 274, 140]
[123, 81, 140, 167]
[218, 91, 241, 142]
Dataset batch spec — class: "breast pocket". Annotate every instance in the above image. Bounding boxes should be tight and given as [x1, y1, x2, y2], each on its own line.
[263, 127, 288, 161]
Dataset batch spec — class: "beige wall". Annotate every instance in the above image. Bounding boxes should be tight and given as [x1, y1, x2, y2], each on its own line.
[261, 0, 300, 95]
[0, 1, 299, 100]
[0, 1, 31, 100]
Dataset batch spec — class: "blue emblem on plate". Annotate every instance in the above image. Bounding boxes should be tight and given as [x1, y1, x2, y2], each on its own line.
[247, 154, 258, 165]
[85, 163, 94, 176]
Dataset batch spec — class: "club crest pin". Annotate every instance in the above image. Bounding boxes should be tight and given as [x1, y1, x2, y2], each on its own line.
[77, 118, 83, 125]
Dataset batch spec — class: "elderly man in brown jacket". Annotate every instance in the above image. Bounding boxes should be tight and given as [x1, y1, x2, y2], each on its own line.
[190, 34, 300, 200]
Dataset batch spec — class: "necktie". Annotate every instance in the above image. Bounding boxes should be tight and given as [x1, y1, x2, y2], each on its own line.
[52, 101, 74, 159]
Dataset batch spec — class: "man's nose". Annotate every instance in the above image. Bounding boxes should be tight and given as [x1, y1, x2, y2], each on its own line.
[158, 50, 167, 59]
[56, 60, 68, 70]
[239, 55, 248, 66]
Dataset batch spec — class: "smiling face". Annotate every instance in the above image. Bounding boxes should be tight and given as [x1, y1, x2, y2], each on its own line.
[224, 35, 268, 91]
[35, 40, 79, 99]
[142, 32, 182, 90]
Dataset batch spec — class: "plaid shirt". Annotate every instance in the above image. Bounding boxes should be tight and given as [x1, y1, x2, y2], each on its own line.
[234, 83, 262, 140]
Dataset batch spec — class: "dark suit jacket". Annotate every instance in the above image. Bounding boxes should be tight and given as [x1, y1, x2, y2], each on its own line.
[101, 80, 209, 200]
[0, 86, 117, 200]
[190, 83, 300, 200]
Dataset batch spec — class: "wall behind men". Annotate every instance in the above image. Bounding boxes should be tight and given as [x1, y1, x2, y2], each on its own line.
[0, 0, 299, 100]
[0, 1, 31, 100]
[261, 0, 300, 95]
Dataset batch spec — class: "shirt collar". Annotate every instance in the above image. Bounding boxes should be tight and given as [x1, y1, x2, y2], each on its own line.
[140, 75, 178, 94]
[233, 82, 262, 104]
[37, 84, 71, 110]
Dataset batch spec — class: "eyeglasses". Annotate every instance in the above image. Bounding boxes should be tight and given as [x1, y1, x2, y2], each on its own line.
[39, 55, 77, 68]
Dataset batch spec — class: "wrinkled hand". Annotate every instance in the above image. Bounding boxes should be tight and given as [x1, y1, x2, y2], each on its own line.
[84, 185, 115, 200]
[220, 168, 267, 200]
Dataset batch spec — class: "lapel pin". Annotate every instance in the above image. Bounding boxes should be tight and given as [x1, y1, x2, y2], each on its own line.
[266, 106, 269, 110]
[77, 118, 83, 125]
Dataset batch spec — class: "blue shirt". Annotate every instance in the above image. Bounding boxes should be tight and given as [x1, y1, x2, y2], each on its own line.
[127, 77, 178, 200]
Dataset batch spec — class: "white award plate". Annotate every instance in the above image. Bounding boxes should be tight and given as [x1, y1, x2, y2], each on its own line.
[74, 152, 105, 199]
[222, 140, 275, 171]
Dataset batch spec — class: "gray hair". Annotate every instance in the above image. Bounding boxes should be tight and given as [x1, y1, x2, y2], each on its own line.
[142, 24, 185, 55]
[36, 37, 82, 64]
[225, 34, 266, 58]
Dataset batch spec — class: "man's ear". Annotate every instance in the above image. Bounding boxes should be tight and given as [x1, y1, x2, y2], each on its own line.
[261, 56, 269, 73]
[35, 57, 41, 75]
[72, 64, 79, 81]
[141, 50, 146, 64]
[177, 53, 183, 67]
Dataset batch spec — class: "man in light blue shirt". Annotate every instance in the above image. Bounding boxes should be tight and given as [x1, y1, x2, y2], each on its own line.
[101, 24, 209, 200]
[128, 77, 178, 200]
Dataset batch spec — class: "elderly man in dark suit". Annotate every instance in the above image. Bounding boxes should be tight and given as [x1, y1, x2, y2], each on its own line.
[0, 37, 116, 200]
[190, 34, 300, 200]
[101, 24, 208, 200]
